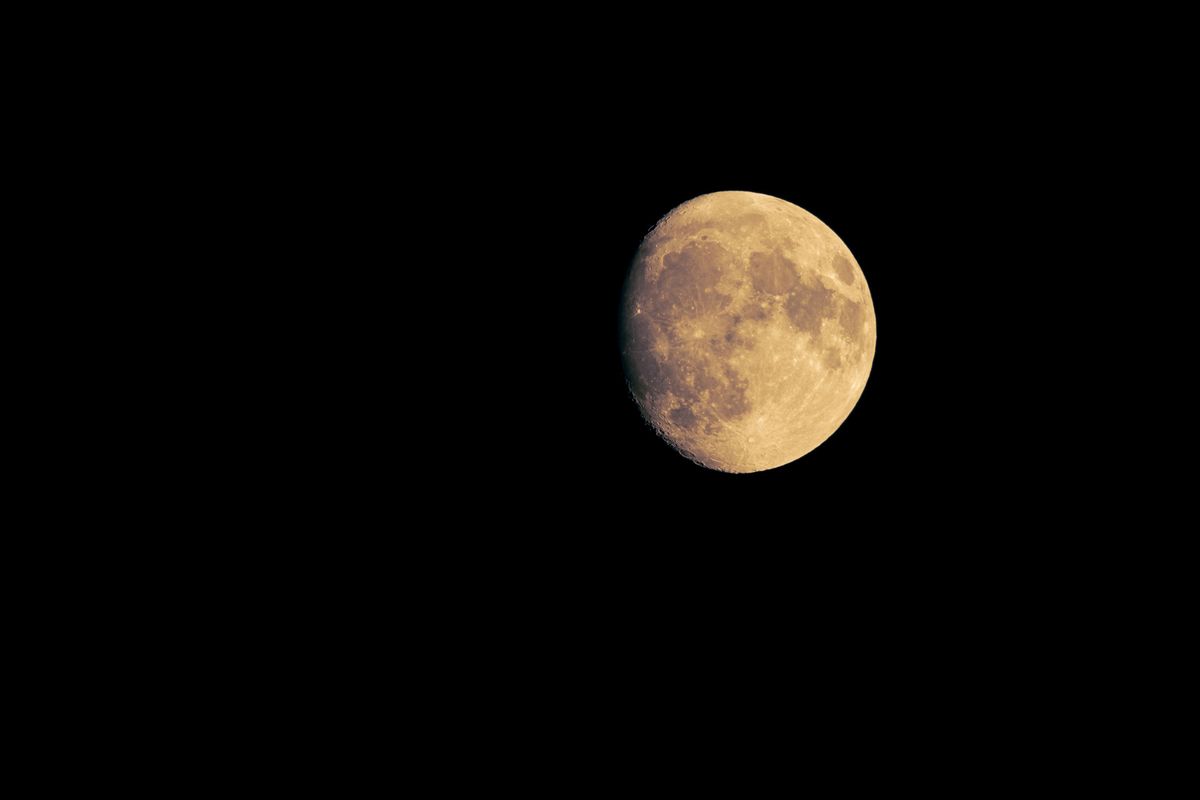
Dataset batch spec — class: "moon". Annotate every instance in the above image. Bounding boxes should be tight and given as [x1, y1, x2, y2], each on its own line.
[620, 191, 876, 473]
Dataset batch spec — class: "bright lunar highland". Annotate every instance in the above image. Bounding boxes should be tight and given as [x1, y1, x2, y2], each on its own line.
[621, 191, 876, 472]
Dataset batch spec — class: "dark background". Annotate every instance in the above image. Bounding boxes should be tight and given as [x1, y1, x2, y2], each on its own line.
[30, 21, 1185, 765]
[73, 32, 1185, 763]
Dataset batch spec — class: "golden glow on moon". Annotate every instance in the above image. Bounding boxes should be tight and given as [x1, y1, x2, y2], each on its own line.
[621, 191, 876, 473]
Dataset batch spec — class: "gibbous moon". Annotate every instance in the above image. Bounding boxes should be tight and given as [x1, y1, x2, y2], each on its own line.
[621, 191, 876, 473]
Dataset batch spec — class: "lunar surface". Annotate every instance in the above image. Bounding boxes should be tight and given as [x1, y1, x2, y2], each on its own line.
[621, 191, 876, 472]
